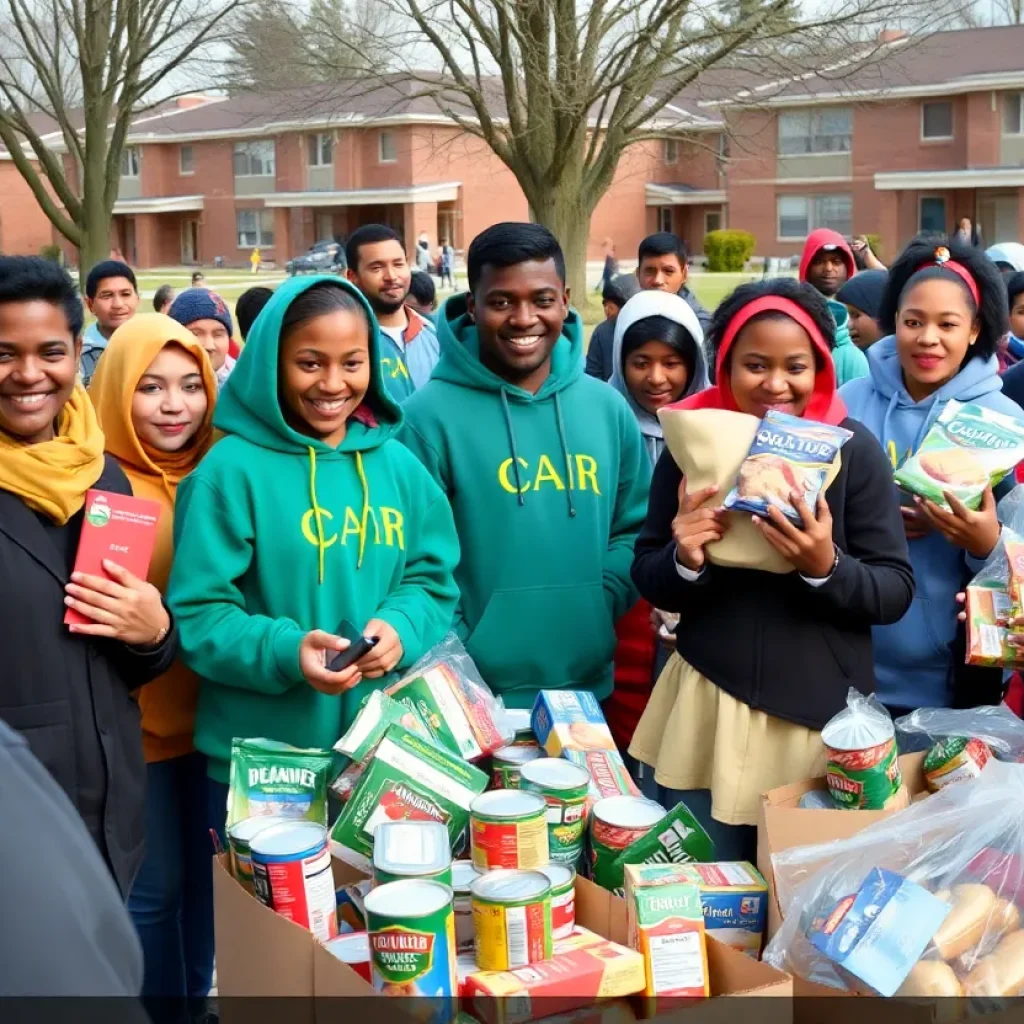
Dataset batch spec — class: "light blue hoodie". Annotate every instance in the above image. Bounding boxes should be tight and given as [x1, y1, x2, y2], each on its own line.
[840, 335, 1024, 710]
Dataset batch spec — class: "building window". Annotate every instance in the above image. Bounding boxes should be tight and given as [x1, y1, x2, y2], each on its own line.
[378, 130, 397, 163]
[121, 146, 140, 178]
[1004, 93, 1024, 135]
[658, 207, 673, 233]
[664, 137, 679, 165]
[236, 208, 274, 248]
[921, 101, 953, 140]
[778, 108, 852, 155]
[919, 196, 947, 234]
[777, 193, 852, 239]
[307, 133, 333, 167]
[233, 140, 276, 177]
[179, 145, 194, 175]
[705, 211, 723, 235]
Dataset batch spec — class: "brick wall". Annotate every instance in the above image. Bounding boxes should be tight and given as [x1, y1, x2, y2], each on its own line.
[0, 162, 55, 256]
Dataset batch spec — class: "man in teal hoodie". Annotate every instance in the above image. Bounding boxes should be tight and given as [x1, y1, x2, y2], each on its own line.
[400, 223, 651, 710]
[167, 275, 460, 795]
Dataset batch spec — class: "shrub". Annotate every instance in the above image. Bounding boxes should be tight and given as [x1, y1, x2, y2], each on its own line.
[39, 243, 63, 264]
[864, 233, 883, 262]
[704, 229, 755, 272]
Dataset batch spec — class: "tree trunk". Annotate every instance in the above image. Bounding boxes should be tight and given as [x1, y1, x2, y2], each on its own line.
[530, 183, 595, 314]
[78, 140, 113, 286]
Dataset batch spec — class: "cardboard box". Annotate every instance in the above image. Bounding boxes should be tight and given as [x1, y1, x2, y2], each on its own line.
[213, 852, 793, 1020]
[756, 752, 926, 939]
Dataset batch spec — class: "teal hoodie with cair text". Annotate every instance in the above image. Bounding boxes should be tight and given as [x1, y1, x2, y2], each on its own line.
[399, 294, 652, 709]
[167, 275, 460, 782]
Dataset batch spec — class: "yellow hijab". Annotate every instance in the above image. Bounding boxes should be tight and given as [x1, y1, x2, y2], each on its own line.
[0, 384, 106, 525]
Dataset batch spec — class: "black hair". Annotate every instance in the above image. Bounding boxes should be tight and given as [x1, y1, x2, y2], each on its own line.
[236, 285, 274, 341]
[708, 277, 834, 377]
[879, 237, 1007, 362]
[621, 314, 697, 382]
[637, 232, 688, 267]
[408, 270, 436, 309]
[152, 284, 175, 312]
[345, 224, 403, 273]
[467, 222, 566, 293]
[1006, 271, 1024, 311]
[85, 259, 136, 299]
[280, 282, 369, 342]
[0, 255, 83, 336]
[191, 272, 205, 283]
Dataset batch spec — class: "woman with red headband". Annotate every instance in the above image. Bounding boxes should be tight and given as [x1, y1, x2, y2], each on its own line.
[841, 238, 1022, 720]
[628, 277, 913, 859]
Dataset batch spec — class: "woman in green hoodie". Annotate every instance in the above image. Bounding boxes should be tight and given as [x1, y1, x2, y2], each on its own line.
[166, 276, 460, 831]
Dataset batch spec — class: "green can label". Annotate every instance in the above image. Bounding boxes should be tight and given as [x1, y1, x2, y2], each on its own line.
[374, 864, 453, 886]
[367, 899, 455, 997]
[522, 782, 588, 866]
[825, 737, 902, 810]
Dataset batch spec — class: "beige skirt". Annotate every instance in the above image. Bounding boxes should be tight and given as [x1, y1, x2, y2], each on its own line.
[628, 654, 827, 826]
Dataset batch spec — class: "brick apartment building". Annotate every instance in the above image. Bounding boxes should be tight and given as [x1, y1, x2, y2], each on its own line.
[4, 24, 1024, 267]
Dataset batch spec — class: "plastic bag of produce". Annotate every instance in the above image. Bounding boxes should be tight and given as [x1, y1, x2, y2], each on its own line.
[763, 760, 1024, 1003]
[896, 706, 1024, 764]
[385, 633, 514, 761]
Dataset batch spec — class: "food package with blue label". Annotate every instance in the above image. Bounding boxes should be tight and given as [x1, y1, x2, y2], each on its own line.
[673, 861, 768, 957]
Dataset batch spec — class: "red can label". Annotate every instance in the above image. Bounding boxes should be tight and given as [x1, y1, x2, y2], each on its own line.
[252, 842, 338, 943]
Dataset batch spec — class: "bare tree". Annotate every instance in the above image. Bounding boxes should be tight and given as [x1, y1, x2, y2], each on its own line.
[0, 0, 240, 278]
[992, 0, 1024, 22]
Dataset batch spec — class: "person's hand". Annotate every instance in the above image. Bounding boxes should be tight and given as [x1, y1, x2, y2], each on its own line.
[354, 619, 403, 679]
[672, 480, 728, 572]
[916, 487, 999, 560]
[901, 503, 934, 541]
[650, 609, 677, 650]
[299, 631, 362, 695]
[65, 560, 170, 646]
[754, 492, 836, 578]
[851, 236, 886, 271]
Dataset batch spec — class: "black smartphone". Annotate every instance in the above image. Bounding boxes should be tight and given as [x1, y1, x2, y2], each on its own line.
[326, 618, 379, 672]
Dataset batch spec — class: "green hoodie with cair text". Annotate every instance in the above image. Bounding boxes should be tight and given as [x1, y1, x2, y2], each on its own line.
[399, 294, 651, 709]
[167, 275, 460, 783]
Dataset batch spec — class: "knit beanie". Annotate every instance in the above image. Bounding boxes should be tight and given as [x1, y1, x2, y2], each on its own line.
[836, 270, 887, 320]
[168, 288, 234, 336]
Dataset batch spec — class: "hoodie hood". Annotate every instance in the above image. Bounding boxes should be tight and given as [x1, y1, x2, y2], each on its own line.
[799, 229, 856, 283]
[987, 242, 1024, 272]
[609, 290, 708, 464]
[214, 274, 401, 456]
[836, 269, 888, 320]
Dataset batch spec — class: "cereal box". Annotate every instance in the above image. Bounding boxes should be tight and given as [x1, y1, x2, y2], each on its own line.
[671, 862, 767, 957]
[613, 801, 715, 874]
[329, 723, 489, 870]
[624, 863, 709, 1000]
[531, 691, 639, 800]
[966, 584, 1024, 668]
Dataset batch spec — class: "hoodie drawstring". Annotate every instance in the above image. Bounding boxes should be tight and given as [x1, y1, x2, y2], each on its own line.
[553, 392, 576, 519]
[355, 451, 370, 570]
[500, 389, 526, 507]
[308, 447, 328, 585]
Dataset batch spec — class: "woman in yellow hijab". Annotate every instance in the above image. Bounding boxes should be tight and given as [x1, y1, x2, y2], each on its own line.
[90, 312, 217, 1003]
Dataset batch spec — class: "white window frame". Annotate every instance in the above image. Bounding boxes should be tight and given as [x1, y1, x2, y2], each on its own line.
[663, 137, 679, 165]
[233, 140, 276, 178]
[777, 193, 852, 241]
[921, 101, 954, 141]
[657, 207, 673, 233]
[1004, 93, 1024, 136]
[179, 145, 194, 175]
[308, 132, 333, 167]
[236, 208, 274, 249]
[378, 130, 397, 164]
[918, 195, 948, 234]
[777, 108, 853, 156]
[121, 146, 140, 178]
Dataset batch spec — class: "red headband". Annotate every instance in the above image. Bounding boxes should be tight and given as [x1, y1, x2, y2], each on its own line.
[916, 247, 980, 306]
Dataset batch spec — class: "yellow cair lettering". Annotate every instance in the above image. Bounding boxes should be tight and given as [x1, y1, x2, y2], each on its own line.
[497, 454, 601, 495]
[300, 505, 405, 551]
[380, 357, 411, 381]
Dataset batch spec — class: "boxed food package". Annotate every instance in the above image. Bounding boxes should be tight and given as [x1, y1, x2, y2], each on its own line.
[332, 689, 431, 763]
[672, 862, 768, 958]
[624, 863, 709, 1000]
[965, 583, 1024, 667]
[329, 723, 488, 870]
[613, 801, 716, 874]
[531, 690, 639, 800]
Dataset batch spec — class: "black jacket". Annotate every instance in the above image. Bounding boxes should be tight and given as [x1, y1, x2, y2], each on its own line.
[631, 420, 915, 730]
[0, 456, 178, 895]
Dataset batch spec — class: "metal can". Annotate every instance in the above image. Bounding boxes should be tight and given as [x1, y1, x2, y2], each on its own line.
[323, 931, 372, 983]
[471, 869, 552, 970]
[589, 795, 665, 892]
[490, 744, 542, 789]
[520, 757, 591, 865]
[539, 862, 576, 940]
[226, 814, 290, 886]
[364, 878, 456, 998]
[823, 713, 902, 810]
[372, 820, 453, 886]
[452, 859, 482, 953]
[470, 790, 549, 870]
[250, 821, 338, 942]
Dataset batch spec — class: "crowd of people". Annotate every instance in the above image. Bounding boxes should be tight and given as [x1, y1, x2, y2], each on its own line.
[3, 216, 1024, 1010]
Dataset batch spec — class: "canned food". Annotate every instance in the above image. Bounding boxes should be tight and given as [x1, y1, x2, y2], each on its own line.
[470, 790, 549, 870]
[471, 869, 552, 970]
[226, 814, 290, 886]
[490, 744, 542, 789]
[823, 713, 902, 810]
[323, 931, 372, 983]
[590, 796, 665, 893]
[452, 859, 482, 953]
[520, 758, 590, 865]
[364, 878, 456, 998]
[250, 821, 338, 942]
[539, 862, 576, 939]
[372, 820, 452, 885]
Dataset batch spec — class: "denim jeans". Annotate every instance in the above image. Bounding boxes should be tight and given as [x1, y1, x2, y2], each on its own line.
[127, 752, 215, 1001]
[655, 786, 758, 863]
[207, 778, 230, 847]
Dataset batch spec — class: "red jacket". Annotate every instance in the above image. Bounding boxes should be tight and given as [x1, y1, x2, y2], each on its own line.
[603, 599, 658, 750]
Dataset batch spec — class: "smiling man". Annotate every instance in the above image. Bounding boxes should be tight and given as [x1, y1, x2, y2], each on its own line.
[400, 222, 651, 710]
[80, 260, 140, 388]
